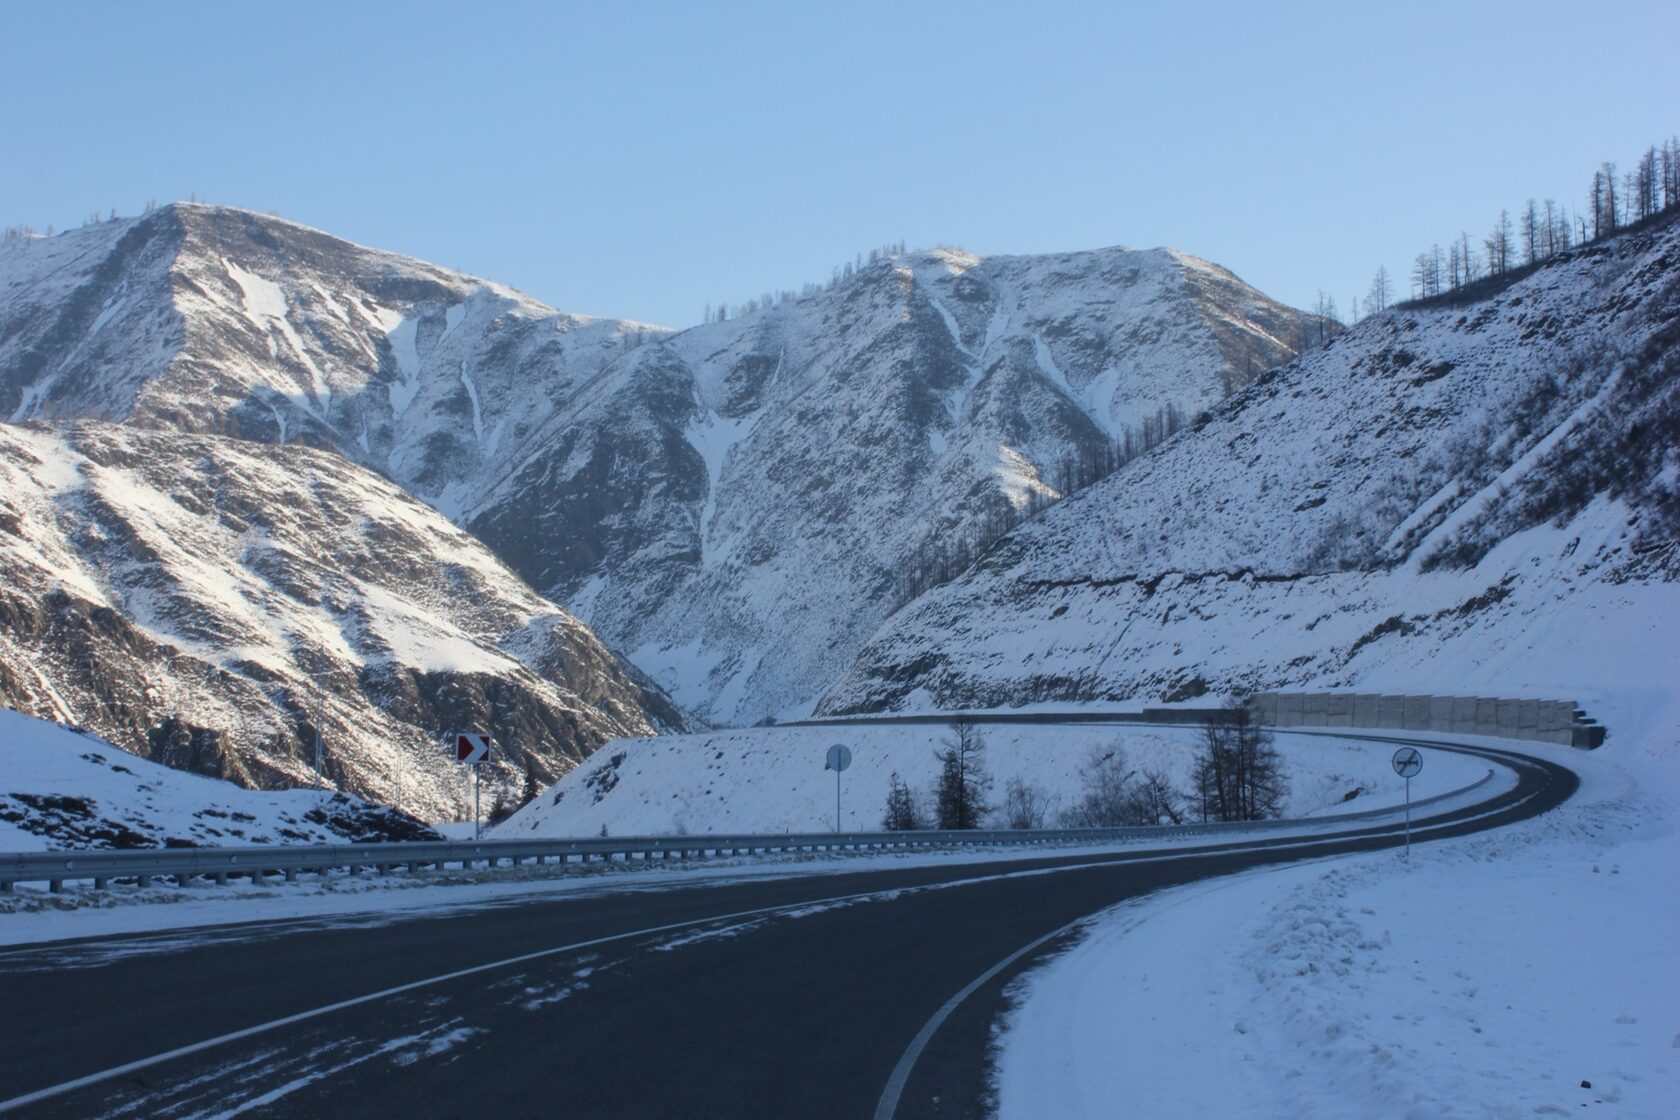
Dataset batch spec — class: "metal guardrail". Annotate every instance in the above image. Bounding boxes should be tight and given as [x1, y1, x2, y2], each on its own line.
[0, 770, 1492, 893]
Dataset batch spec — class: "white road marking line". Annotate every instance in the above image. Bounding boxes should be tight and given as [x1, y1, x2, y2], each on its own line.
[0, 893, 876, 1114]
[872, 916, 1087, 1120]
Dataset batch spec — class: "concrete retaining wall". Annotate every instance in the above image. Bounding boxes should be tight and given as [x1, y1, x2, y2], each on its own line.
[1248, 692, 1604, 748]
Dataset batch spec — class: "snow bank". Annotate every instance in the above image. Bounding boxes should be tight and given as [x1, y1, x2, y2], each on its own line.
[0, 708, 435, 852]
[993, 735, 1679, 1119]
[497, 721, 1489, 838]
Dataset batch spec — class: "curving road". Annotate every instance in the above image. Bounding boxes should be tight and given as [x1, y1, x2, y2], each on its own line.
[0, 731, 1578, 1119]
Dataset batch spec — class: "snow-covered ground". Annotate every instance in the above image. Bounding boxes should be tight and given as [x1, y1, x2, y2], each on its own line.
[0, 708, 434, 851]
[496, 720, 1490, 838]
[993, 710, 1679, 1119]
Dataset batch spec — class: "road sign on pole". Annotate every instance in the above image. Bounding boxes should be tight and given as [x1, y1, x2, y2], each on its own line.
[451, 733, 494, 839]
[825, 744, 852, 832]
[1391, 746, 1423, 860]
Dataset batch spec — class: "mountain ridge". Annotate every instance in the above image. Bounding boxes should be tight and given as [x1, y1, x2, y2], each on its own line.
[2, 202, 1325, 725]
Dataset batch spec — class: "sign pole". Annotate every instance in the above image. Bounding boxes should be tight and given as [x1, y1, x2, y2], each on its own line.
[1404, 773, 1411, 861]
[825, 744, 852, 834]
[450, 732, 493, 840]
[1391, 746, 1422, 864]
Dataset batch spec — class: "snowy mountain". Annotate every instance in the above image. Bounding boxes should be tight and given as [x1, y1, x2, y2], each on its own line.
[467, 244, 1313, 723]
[820, 211, 1680, 716]
[0, 205, 1319, 725]
[0, 420, 686, 820]
[0, 708, 438, 851]
[0, 203, 668, 518]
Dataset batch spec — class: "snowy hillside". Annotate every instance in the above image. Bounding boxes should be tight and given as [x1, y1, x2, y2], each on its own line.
[822, 212, 1680, 717]
[0, 206, 1320, 725]
[468, 244, 1316, 723]
[0, 420, 686, 820]
[495, 721, 1490, 838]
[0, 708, 436, 851]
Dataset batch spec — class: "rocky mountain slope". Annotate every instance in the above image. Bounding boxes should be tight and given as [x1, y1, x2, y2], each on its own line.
[820, 212, 1680, 715]
[469, 244, 1312, 724]
[1, 206, 1318, 725]
[0, 420, 685, 820]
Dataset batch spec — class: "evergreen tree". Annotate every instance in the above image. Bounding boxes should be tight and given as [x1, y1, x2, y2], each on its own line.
[932, 718, 990, 829]
[1192, 698, 1288, 821]
[883, 771, 921, 830]
[521, 756, 541, 806]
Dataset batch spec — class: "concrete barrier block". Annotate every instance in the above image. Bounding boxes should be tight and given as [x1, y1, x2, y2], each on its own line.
[1277, 693, 1305, 726]
[1378, 695, 1407, 728]
[1403, 695, 1432, 729]
[1496, 698, 1521, 735]
[1451, 695, 1477, 732]
[1302, 694, 1329, 727]
[1536, 701, 1568, 733]
[1429, 695, 1454, 730]
[1327, 694, 1353, 726]
[1353, 694, 1381, 727]
[1474, 697, 1500, 736]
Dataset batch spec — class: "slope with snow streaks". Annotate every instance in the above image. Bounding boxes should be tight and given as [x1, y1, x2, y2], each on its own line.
[0, 421, 687, 820]
[822, 213, 1680, 715]
[468, 246, 1316, 723]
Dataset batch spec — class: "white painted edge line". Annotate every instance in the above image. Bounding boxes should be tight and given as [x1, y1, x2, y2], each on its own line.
[871, 914, 1084, 1120]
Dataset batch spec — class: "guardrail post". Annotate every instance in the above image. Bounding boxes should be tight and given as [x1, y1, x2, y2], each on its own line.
[213, 871, 228, 886]
[284, 867, 298, 883]
[94, 876, 109, 890]
[49, 878, 63, 893]
[137, 874, 150, 888]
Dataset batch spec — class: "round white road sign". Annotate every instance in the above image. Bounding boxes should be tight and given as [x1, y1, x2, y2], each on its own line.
[825, 744, 852, 772]
[1391, 746, 1423, 778]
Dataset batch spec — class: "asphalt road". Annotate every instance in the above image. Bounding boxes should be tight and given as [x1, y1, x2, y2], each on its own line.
[0, 734, 1577, 1119]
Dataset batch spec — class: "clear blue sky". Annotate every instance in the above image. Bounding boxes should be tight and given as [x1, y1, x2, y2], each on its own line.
[5, 1, 1676, 327]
